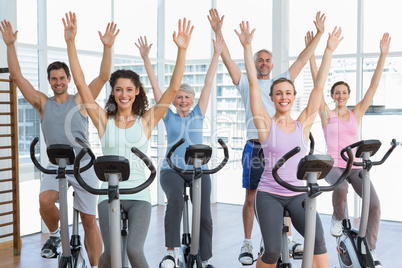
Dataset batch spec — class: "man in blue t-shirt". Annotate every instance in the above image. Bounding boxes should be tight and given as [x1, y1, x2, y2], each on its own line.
[208, 8, 326, 265]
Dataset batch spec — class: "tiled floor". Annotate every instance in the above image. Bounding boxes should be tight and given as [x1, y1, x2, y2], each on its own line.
[1, 203, 401, 267]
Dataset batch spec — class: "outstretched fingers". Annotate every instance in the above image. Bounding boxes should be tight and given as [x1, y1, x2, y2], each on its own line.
[380, 32, 391, 55]
[327, 26, 344, 52]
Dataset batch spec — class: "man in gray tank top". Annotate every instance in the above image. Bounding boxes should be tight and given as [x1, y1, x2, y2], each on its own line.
[1, 19, 119, 267]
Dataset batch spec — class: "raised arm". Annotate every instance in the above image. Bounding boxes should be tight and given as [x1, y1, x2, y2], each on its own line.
[135, 36, 162, 103]
[85, 22, 119, 98]
[236, 21, 271, 142]
[353, 32, 390, 122]
[198, 33, 223, 115]
[142, 18, 193, 138]
[298, 27, 343, 137]
[208, 8, 242, 85]
[1, 20, 48, 116]
[289, 11, 325, 81]
[305, 30, 332, 127]
[63, 12, 107, 135]
[305, 31, 318, 83]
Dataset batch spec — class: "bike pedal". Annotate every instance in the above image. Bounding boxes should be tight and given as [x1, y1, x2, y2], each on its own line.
[293, 252, 303, 260]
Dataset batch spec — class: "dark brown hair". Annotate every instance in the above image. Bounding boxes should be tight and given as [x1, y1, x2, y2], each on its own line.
[105, 69, 149, 117]
[331, 81, 351, 95]
[47, 61, 70, 79]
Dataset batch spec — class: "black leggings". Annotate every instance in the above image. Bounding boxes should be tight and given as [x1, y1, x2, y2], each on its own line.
[254, 191, 327, 264]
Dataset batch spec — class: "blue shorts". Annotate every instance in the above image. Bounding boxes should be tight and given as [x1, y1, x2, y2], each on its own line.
[242, 140, 264, 190]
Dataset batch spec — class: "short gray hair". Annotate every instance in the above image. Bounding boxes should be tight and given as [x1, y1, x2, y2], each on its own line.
[179, 83, 195, 100]
[253, 49, 273, 63]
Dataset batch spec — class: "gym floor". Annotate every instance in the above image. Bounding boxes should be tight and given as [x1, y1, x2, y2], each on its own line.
[1, 203, 400, 267]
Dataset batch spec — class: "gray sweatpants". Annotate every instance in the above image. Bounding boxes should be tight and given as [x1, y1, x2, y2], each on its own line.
[254, 191, 327, 264]
[325, 167, 380, 249]
[160, 169, 213, 261]
[98, 199, 151, 268]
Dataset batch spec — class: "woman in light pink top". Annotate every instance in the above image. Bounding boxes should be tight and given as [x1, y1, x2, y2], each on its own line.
[309, 32, 391, 267]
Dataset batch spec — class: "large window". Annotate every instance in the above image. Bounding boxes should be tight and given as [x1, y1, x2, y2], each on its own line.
[4, 0, 402, 238]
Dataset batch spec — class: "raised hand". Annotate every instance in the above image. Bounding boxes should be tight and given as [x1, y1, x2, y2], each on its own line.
[62, 11, 77, 43]
[313, 11, 326, 34]
[326, 26, 343, 52]
[213, 32, 224, 55]
[208, 9, 224, 33]
[0, 20, 18, 45]
[135, 36, 153, 58]
[380, 32, 391, 55]
[173, 18, 194, 50]
[305, 31, 314, 47]
[235, 21, 255, 47]
[99, 22, 119, 48]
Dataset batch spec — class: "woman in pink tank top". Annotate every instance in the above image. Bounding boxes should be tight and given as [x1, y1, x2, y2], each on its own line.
[309, 32, 391, 267]
[238, 18, 343, 267]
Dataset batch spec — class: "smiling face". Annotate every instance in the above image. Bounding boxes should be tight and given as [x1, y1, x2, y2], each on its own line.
[271, 80, 296, 113]
[111, 78, 139, 111]
[332, 84, 350, 107]
[48, 69, 71, 96]
[173, 90, 194, 115]
[255, 51, 273, 79]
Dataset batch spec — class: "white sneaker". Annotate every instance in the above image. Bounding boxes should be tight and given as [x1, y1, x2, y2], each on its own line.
[288, 237, 303, 256]
[330, 216, 343, 237]
[160, 250, 175, 268]
[238, 241, 253, 265]
[370, 249, 382, 268]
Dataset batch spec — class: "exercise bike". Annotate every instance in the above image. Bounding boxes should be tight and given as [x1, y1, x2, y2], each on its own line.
[164, 138, 229, 267]
[30, 137, 93, 268]
[335, 139, 396, 268]
[254, 133, 315, 267]
[271, 145, 354, 268]
[73, 145, 156, 268]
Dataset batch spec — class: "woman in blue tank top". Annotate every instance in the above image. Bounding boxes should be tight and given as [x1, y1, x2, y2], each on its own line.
[65, 12, 193, 267]
[136, 33, 223, 268]
[237, 20, 343, 267]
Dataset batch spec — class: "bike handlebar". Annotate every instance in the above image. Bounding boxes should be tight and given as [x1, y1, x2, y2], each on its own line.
[166, 138, 229, 175]
[272, 146, 354, 193]
[73, 147, 156, 196]
[30, 137, 93, 175]
[341, 139, 397, 166]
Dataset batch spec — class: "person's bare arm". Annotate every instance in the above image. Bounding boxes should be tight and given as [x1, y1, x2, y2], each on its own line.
[236, 21, 271, 142]
[64, 12, 107, 137]
[135, 36, 162, 103]
[353, 33, 391, 122]
[208, 8, 242, 85]
[305, 30, 331, 127]
[142, 18, 193, 139]
[86, 22, 119, 99]
[289, 11, 325, 81]
[1, 20, 48, 116]
[298, 27, 343, 138]
[198, 33, 223, 115]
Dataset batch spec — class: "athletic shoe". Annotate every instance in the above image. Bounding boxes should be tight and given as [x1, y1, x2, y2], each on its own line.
[203, 260, 215, 268]
[41, 236, 61, 258]
[159, 251, 176, 268]
[288, 237, 303, 256]
[370, 249, 382, 268]
[238, 241, 254, 265]
[330, 215, 343, 237]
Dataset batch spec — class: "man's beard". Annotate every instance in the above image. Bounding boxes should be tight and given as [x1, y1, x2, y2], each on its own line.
[257, 69, 271, 77]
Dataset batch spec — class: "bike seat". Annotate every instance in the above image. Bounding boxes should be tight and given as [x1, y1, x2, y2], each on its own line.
[94, 155, 130, 182]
